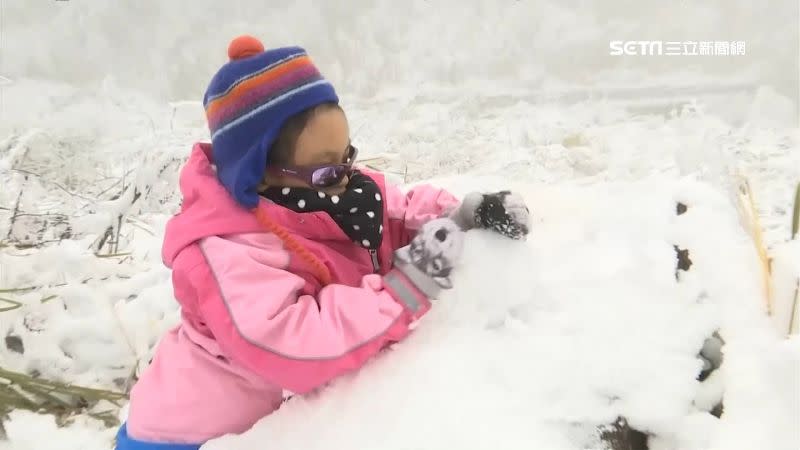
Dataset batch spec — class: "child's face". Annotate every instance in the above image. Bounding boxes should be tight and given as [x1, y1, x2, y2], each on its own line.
[265, 107, 351, 196]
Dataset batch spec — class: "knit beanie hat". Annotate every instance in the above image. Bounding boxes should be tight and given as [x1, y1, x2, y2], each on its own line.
[203, 35, 339, 208]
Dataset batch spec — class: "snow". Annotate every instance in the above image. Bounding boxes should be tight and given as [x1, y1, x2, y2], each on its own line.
[0, 412, 113, 450]
[2, 1, 800, 449]
[201, 177, 798, 450]
[770, 240, 800, 335]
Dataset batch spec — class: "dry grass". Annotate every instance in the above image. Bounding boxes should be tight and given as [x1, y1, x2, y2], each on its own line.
[0, 367, 128, 429]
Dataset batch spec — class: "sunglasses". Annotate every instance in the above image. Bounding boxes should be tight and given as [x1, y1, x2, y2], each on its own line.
[267, 145, 359, 189]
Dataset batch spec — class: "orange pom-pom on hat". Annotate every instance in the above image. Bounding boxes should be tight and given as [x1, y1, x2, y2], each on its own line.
[227, 35, 265, 61]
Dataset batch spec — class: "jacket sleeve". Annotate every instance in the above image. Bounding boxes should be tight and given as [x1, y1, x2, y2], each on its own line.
[176, 237, 432, 395]
[384, 181, 461, 235]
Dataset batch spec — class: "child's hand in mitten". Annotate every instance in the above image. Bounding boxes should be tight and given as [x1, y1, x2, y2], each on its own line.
[450, 191, 530, 240]
[394, 218, 465, 291]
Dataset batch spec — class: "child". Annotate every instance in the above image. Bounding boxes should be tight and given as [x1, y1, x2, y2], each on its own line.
[116, 35, 530, 449]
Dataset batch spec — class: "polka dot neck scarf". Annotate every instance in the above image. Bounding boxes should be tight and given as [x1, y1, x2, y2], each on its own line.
[260, 170, 384, 250]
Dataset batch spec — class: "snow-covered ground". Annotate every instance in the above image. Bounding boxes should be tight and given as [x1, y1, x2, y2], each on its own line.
[1, 1, 799, 449]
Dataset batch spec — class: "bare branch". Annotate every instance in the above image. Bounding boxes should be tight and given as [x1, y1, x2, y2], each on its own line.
[10, 168, 96, 202]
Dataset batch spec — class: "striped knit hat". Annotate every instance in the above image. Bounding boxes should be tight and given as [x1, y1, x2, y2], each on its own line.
[203, 35, 339, 208]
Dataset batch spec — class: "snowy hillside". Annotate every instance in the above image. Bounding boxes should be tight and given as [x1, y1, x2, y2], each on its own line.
[3, 0, 798, 109]
[1, 1, 799, 450]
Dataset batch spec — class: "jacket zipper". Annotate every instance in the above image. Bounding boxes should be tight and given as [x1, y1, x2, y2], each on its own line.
[368, 249, 381, 273]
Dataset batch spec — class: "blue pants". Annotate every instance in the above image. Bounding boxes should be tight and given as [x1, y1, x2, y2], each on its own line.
[115, 423, 202, 450]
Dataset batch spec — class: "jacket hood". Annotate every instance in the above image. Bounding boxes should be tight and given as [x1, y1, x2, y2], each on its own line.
[161, 142, 356, 268]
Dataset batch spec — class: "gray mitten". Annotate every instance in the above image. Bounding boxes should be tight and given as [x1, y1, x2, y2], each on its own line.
[450, 191, 531, 240]
[393, 218, 465, 297]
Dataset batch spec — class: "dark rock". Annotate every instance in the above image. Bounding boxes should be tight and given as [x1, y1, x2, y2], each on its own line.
[674, 246, 692, 280]
[698, 331, 724, 382]
[710, 402, 724, 418]
[600, 417, 649, 450]
[4, 335, 24, 354]
[677, 202, 688, 215]
[113, 377, 127, 390]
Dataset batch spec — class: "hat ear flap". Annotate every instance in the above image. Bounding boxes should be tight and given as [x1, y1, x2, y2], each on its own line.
[259, 130, 277, 168]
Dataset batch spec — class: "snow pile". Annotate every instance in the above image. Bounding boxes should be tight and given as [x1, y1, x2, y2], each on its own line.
[203, 177, 799, 450]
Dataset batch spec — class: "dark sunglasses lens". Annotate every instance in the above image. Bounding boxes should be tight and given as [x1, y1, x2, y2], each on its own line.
[311, 166, 347, 187]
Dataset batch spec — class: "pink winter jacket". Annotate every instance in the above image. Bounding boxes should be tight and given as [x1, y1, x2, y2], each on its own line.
[126, 142, 459, 444]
